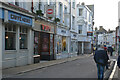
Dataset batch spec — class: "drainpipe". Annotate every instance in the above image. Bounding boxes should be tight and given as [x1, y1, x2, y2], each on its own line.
[54, 0, 57, 60]
[68, 0, 71, 58]
[31, 0, 34, 12]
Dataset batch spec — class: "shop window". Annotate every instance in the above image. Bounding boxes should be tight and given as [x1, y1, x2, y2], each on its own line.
[34, 31, 39, 55]
[5, 25, 16, 50]
[78, 25, 82, 34]
[20, 27, 28, 49]
[57, 36, 62, 54]
[62, 37, 66, 52]
[71, 42, 73, 52]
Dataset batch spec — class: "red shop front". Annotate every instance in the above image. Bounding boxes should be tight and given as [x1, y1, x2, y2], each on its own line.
[34, 20, 55, 61]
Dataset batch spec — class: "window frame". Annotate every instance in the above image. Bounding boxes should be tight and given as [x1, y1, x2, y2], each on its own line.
[79, 8, 83, 16]
[19, 26, 28, 49]
[78, 25, 82, 34]
[5, 24, 16, 50]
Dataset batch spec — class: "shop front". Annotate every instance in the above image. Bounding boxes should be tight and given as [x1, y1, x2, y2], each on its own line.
[56, 27, 69, 59]
[34, 19, 55, 61]
[1, 4, 34, 69]
[70, 32, 78, 57]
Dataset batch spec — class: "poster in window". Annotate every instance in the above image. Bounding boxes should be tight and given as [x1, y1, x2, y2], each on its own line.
[41, 33, 49, 54]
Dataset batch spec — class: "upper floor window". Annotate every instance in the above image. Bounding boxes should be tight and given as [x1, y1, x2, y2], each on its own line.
[78, 25, 82, 34]
[79, 8, 83, 16]
[72, 1, 75, 8]
[72, 16, 75, 28]
[64, 6, 67, 14]
[15, 0, 19, 6]
[59, 3, 62, 16]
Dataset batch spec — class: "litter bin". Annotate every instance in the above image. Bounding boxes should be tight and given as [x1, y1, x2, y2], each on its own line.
[33, 55, 40, 63]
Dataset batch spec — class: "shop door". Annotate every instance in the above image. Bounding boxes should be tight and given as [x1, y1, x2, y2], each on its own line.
[34, 31, 41, 55]
[40, 33, 50, 60]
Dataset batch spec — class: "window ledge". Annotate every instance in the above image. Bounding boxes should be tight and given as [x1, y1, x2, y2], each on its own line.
[19, 49, 29, 52]
[5, 50, 17, 54]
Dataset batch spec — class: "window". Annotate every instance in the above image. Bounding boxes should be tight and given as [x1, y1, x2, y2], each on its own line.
[23, 2, 27, 10]
[64, 6, 67, 14]
[79, 8, 83, 16]
[20, 27, 28, 49]
[57, 36, 62, 54]
[5, 25, 16, 50]
[62, 37, 66, 52]
[59, 3, 62, 21]
[78, 25, 82, 34]
[72, 0, 75, 8]
[64, 6, 67, 26]
[15, 0, 19, 6]
[72, 16, 75, 29]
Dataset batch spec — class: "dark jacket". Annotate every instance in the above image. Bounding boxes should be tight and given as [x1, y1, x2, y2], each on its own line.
[94, 48, 109, 66]
[117, 55, 120, 68]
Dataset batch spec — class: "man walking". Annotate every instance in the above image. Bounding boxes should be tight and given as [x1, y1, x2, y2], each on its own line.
[94, 45, 109, 80]
[108, 46, 113, 56]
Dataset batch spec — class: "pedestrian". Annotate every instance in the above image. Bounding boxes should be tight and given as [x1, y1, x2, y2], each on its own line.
[104, 46, 110, 70]
[117, 54, 120, 79]
[94, 45, 109, 80]
[117, 54, 120, 69]
[107, 47, 113, 56]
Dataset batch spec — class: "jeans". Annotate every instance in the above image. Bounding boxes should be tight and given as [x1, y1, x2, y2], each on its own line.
[97, 64, 105, 80]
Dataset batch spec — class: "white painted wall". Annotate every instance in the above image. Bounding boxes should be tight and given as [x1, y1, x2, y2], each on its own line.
[76, 4, 93, 42]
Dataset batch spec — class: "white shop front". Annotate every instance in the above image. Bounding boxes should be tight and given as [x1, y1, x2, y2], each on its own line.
[1, 3, 34, 69]
[55, 26, 70, 59]
[70, 32, 78, 57]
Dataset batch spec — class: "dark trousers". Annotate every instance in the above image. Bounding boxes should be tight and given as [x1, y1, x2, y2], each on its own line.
[110, 52, 113, 56]
[97, 64, 105, 80]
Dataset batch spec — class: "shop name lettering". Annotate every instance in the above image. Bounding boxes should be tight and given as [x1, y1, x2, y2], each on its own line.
[10, 14, 30, 23]
[41, 24, 51, 31]
[61, 30, 66, 33]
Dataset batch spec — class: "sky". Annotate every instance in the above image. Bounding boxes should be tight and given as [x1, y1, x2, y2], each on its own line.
[77, 0, 119, 30]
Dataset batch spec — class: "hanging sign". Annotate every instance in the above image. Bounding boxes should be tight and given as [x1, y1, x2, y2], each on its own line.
[46, 5, 55, 17]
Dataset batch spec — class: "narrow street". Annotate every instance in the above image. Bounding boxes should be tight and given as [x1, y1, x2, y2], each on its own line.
[12, 55, 97, 78]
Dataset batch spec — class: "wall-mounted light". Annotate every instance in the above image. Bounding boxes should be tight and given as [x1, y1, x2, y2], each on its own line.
[5, 36, 8, 39]
[19, 37, 21, 40]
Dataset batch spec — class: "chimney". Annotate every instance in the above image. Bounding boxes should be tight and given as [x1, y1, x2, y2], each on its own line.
[99, 26, 103, 29]
[95, 27, 98, 31]
[81, 2, 85, 5]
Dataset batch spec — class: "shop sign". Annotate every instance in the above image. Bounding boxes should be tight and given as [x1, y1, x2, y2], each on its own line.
[0, 8, 4, 19]
[40, 24, 54, 33]
[41, 24, 51, 31]
[8, 11, 32, 26]
[87, 31, 93, 36]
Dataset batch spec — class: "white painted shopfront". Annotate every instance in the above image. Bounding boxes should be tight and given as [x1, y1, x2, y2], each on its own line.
[1, 3, 34, 69]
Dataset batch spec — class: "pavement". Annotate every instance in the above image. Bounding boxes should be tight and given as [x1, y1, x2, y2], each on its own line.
[2, 54, 92, 78]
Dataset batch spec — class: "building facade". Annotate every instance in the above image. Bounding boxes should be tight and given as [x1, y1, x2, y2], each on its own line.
[0, 2, 34, 69]
[98, 30, 115, 48]
[76, 3, 94, 55]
